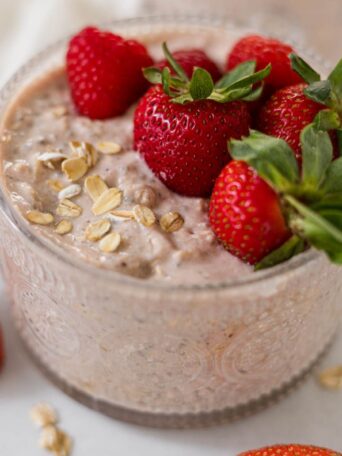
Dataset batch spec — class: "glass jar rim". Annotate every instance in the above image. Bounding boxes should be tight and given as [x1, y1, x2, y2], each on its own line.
[0, 14, 324, 293]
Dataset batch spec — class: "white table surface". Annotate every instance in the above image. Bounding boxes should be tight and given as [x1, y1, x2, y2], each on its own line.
[0, 283, 341, 456]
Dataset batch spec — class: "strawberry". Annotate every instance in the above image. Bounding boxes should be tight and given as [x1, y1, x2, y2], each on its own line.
[226, 34, 303, 89]
[239, 444, 341, 456]
[209, 160, 290, 263]
[210, 127, 342, 269]
[257, 83, 323, 161]
[66, 26, 153, 119]
[134, 86, 250, 196]
[134, 43, 271, 197]
[155, 48, 222, 81]
[257, 55, 342, 162]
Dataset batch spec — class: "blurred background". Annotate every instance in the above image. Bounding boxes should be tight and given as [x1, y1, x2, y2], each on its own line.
[0, 0, 341, 85]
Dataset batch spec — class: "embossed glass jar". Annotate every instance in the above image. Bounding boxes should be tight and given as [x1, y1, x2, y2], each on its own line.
[0, 17, 341, 428]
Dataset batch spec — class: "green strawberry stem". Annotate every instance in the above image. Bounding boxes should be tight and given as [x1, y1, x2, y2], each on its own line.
[143, 42, 271, 104]
[254, 235, 305, 271]
[230, 125, 342, 269]
[290, 53, 342, 132]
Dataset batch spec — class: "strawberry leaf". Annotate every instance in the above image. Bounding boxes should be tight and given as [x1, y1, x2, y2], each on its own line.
[291, 53, 342, 115]
[230, 130, 299, 190]
[311, 194, 342, 211]
[338, 129, 342, 156]
[255, 161, 298, 192]
[208, 65, 271, 103]
[242, 84, 264, 101]
[290, 53, 321, 84]
[328, 58, 342, 103]
[325, 249, 342, 263]
[322, 157, 342, 193]
[217, 64, 271, 93]
[143, 67, 163, 84]
[286, 195, 342, 263]
[304, 80, 332, 106]
[189, 68, 214, 100]
[314, 109, 341, 131]
[171, 93, 193, 104]
[255, 235, 305, 270]
[144, 43, 270, 105]
[215, 60, 256, 89]
[162, 42, 189, 82]
[161, 66, 172, 96]
[210, 87, 252, 103]
[294, 215, 342, 263]
[301, 124, 333, 190]
[295, 216, 342, 263]
[318, 208, 342, 230]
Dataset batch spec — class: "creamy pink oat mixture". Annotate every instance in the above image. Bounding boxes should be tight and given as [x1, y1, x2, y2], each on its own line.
[0, 30, 252, 284]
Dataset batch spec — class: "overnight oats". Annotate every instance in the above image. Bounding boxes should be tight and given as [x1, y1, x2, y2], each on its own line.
[1, 69, 251, 284]
[0, 18, 341, 427]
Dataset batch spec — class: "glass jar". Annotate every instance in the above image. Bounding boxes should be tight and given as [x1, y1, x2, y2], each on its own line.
[0, 16, 341, 428]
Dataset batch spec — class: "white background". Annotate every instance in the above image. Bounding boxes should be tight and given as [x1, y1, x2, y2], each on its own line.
[0, 0, 341, 454]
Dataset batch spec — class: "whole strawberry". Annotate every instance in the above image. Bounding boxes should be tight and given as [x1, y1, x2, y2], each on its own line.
[156, 48, 222, 81]
[257, 83, 323, 161]
[134, 43, 271, 197]
[226, 35, 303, 89]
[66, 26, 153, 119]
[210, 127, 342, 269]
[239, 444, 341, 456]
[209, 160, 290, 263]
[257, 55, 342, 162]
[135, 86, 250, 196]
